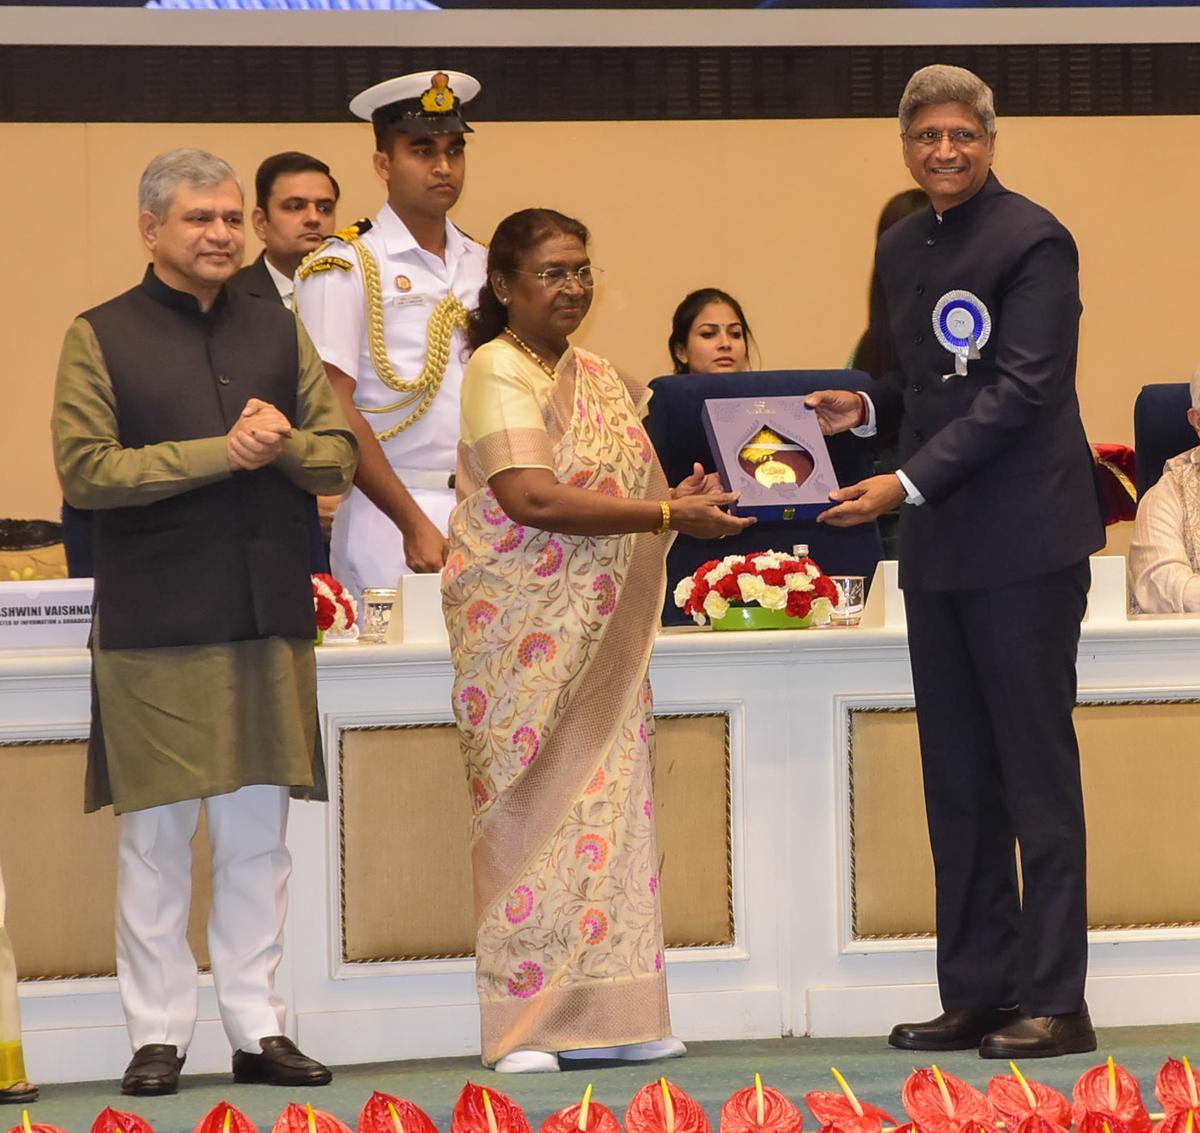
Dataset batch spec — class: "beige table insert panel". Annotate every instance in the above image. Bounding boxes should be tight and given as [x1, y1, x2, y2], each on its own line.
[851, 702, 1200, 939]
[1, 741, 213, 979]
[340, 714, 733, 962]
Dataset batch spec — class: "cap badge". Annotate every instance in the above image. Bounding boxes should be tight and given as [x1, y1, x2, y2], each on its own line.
[421, 72, 457, 113]
[932, 289, 991, 378]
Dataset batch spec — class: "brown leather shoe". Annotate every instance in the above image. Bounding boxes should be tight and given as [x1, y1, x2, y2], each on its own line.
[0, 1082, 39, 1106]
[231, 1035, 331, 1086]
[979, 1004, 1097, 1059]
[888, 1005, 1020, 1051]
[121, 1043, 184, 1096]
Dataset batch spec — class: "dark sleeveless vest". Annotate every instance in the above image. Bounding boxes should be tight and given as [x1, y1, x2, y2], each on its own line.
[84, 266, 316, 649]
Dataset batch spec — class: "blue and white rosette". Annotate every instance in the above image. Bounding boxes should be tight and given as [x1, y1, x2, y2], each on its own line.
[932, 289, 991, 377]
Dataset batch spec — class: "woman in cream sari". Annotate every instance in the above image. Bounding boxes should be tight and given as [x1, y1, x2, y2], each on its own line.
[443, 209, 752, 1073]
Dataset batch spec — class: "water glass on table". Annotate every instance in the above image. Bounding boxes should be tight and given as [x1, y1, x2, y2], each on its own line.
[830, 575, 865, 626]
[360, 587, 397, 643]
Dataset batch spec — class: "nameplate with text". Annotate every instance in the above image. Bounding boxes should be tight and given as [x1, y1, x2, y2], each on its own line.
[0, 578, 93, 649]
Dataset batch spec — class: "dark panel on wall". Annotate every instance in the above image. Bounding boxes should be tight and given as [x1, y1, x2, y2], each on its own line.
[3, 43, 1200, 122]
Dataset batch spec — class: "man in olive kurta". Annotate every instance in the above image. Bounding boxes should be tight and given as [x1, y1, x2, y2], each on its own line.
[51, 148, 357, 1097]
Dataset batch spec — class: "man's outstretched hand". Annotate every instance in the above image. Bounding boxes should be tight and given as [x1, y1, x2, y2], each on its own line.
[818, 474, 906, 527]
[804, 389, 864, 436]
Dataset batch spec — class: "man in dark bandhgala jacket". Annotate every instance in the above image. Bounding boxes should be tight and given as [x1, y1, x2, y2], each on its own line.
[63, 152, 341, 579]
[51, 148, 357, 1096]
[808, 65, 1104, 1059]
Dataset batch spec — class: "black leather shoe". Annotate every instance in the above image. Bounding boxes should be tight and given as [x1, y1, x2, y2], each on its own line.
[232, 1035, 332, 1087]
[979, 1004, 1097, 1059]
[121, 1043, 184, 1096]
[888, 1005, 1020, 1051]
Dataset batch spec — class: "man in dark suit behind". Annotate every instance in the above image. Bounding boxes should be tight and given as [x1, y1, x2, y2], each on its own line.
[229, 151, 340, 310]
[230, 152, 342, 569]
[808, 64, 1104, 1058]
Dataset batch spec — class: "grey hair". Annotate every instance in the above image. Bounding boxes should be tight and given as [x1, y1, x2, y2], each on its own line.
[1190, 365, 1200, 411]
[138, 147, 243, 219]
[899, 65, 996, 137]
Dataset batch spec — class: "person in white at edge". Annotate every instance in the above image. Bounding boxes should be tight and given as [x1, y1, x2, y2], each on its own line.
[1130, 368, 1200, 613]
[294, 70, 487, 598]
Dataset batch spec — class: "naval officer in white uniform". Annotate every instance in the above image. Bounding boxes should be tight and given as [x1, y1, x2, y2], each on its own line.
[295, 70, 487, 596]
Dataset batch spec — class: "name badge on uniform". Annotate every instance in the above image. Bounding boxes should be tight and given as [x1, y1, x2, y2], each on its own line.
[393, 294, 426, 308]
[932, 289, 991, 379]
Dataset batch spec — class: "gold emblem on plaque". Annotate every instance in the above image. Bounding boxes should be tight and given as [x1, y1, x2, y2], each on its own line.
[754, 458, 798, 487]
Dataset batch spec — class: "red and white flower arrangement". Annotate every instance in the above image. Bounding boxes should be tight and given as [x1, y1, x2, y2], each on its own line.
[673, 549, 840, 626]
[312, 572, 357, 637]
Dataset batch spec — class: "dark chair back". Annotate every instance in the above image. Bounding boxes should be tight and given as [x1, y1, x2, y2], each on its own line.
[1133, 383, 1195, 499]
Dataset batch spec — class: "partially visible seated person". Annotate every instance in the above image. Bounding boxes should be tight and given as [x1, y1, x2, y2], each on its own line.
[849, 188, 928, 560]
[669, 288, 754, 374]
[1129, 369, 1200, 613]
[848, 189, 928, 378]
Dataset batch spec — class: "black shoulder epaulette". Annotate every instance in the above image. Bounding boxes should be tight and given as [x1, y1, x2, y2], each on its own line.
[297, 218, 374, 281]
[330, 217, 374, 243]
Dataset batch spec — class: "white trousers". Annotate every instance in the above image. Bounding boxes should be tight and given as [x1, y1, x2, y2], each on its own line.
[116, 785, 290, 1055]
[330, 485, 455, 599]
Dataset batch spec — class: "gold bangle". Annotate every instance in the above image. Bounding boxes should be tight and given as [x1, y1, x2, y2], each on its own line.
[658, 500, 671, 534]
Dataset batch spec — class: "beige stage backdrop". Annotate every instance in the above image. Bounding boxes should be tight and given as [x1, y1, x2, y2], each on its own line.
[3, 115, 1199, 522]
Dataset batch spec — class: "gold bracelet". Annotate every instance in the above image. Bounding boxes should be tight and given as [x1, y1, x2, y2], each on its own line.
[658, 500, 671, 534]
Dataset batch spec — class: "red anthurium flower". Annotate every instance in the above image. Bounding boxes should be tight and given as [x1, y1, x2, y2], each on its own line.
[626, 1079, 713, 1133]
[7, 1116, 68, 1133]
[903, 1067, 996, 1133]
[1078, 1114, 1142, 1133]
[452, 1085, 532, 1133]
[541, 1086, 620, 1133]
[92, 1109, 156, 1133]
[804, 1098, 897, 1133]
[1155, 1114, 1200, 1133]
[805, 1067, 897, 1133]
[954, 1122, 996, 1133]
[1072, 1059, 1152, 1133]
[1014, 1114, 1070, 1133]
[358, 1092, 439, 1133]
[194, 1104, 260, 1133]
[272, 1104, 352, 1133]
[1157, 1059, 1200, 1117]
[721, 1075, 804, 1133]
[988, 1067, 1071, 1129]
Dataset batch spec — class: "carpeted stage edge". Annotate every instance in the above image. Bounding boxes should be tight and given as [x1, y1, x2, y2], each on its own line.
[12, 1027, 1200, 1133]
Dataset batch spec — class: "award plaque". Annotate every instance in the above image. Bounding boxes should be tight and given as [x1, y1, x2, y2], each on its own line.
[701, 396, 837, 520]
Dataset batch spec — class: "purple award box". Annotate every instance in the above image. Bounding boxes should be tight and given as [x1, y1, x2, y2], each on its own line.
[701, 396, 837, 520]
